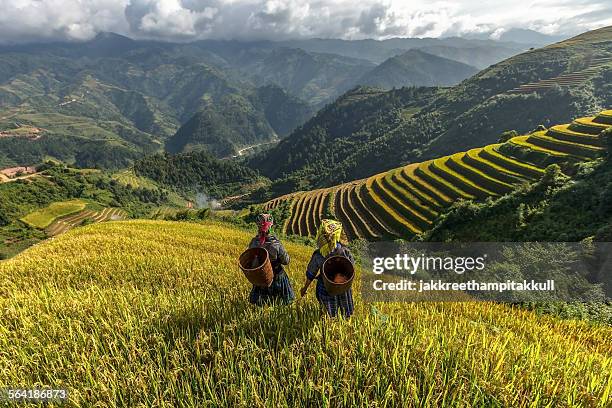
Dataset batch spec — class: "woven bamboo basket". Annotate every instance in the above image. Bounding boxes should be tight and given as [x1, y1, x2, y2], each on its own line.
[239, 247, 274, 287]
[322, 255, 354, 295]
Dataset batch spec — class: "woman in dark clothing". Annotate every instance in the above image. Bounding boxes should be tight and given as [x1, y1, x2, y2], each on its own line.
[300, 219, 355, 318]
[248, 214, 295, 305]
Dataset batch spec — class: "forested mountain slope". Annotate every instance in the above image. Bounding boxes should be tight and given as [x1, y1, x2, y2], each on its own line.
[248, 86, 442, 193]
[249, 26, 612, 193]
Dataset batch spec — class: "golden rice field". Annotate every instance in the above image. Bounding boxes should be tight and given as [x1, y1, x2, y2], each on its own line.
[0, 220, 610, 407]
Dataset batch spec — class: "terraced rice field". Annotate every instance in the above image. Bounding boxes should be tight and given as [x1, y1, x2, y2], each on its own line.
[45, 207, 127, 236]
[112, 169, 159, 190]
[21, 199, 87, 229]
[508, 56, 612, 94]
[262, 111, 610, 240]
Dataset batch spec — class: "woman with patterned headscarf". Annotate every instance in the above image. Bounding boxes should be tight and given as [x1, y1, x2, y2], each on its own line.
[300, 219, 355, 318]
[247, 213, 295, 305]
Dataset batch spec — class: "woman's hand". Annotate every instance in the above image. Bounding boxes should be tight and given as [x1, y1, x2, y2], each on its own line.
[300, 279, 312, 297]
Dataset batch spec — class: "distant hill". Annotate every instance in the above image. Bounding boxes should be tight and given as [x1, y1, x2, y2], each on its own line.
[253, 85, 315, 136]
[220, 46, 375, 107]
[357, 50, 478, 89]
[416, 45, 523, 69]
[249, 26, 612, 192]
[165, 85, 312, 156]
[463, 28, 567, 46]
[498, 28, 567, 45]
[0, 36, 320, 167]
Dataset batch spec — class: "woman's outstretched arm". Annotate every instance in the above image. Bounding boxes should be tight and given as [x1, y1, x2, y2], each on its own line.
[301, 252, 321, 297]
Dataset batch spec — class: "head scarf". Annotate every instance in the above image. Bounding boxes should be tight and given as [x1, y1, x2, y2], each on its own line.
[316, 219, 343, 257]
[256, 213, 274, 245]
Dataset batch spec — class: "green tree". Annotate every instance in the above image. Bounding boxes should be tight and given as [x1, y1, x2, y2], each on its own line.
[498, 130, 518, 143]
[540, 164, 568, 187]
[599, 182, 612, 216]
[0, 206, 10, 227]
[602, 128, 612, 159]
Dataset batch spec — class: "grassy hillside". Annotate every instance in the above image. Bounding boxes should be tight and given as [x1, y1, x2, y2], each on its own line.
[251, 26, 612, 190]
[260, 111, 610, 241]
[357, 49, 478, 90]
[0, 163, 175, 258]
[0, 219, 610, 406]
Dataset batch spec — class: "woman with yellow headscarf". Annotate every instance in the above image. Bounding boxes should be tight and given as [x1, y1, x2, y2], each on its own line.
[300, 219, 355, 318]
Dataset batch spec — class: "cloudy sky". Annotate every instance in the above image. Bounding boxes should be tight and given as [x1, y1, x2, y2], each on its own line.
[0, 0, 611, 43]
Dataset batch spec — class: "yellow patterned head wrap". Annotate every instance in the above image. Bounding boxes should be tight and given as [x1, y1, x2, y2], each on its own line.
[316, 219, 343, 257]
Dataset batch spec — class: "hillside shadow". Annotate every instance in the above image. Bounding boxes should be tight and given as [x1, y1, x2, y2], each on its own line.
[149, 295, 322, 355]
[233, 300, 324, 349]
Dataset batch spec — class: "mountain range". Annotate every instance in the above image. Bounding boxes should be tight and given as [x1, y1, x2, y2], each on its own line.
[0, 32, 540, 168]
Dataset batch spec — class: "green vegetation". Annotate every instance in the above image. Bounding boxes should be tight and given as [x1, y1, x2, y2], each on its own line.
[0, 129, 145, 170]
[0, 220, 610, 406]
[112, 169, 160, 190]
[21, 199, 86, 228]
[0, 37, 316, 168]
[133, 151, 261, 199]
[1, 33, 399, 167]
[426, 157, 612, 242]
[113, 169, 187, 207]
[164, 88, 311, 157]
[249, 86, 441, 194]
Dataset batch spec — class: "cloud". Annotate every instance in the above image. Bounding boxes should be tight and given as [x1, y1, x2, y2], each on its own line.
[0, 0, 610, 44]
[0, 0, 129, 43]
[126, 0, 218, 38]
